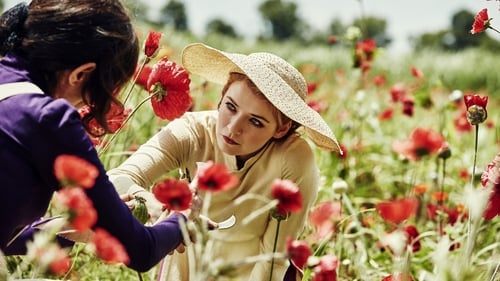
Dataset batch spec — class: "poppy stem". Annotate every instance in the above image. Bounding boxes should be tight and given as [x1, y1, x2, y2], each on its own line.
[489, 26, 500, 34]
[123, 59, 148, 106]
[97, 94, 155, 157]
[470, 125, 479, 188]
[269, 219, 282, 281]
[437, 158, 447, 236]
[464, 124, 480, 267]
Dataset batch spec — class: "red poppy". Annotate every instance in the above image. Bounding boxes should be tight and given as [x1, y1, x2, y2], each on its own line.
[459, 168, 470, 181]
[92, 228, 130, 265]
[307, 100, 326, 113]
[307, 82, 318, 95]
[453, 110, 473, 133]
[308, 201, 342, 241]
[196, 161, 239, 192]
[402, 97, 414, 117]
[431, 191, 448, 202]
[104, 101, 131, 133]
[381, 273, 413, 281]
[389, 83, 406, 103]
[392, 127, 445, 160]
[334, 143, 347, 160]
[427, 203, 466, 226]
[144, 30, 162, 59]
[356, 38, 376, 60]
[134, 64, 153, 89]
[312, 255, 339, 281]
[376, 197, 419, 225]
[54, 154, 99, 189]
[152, 178, 193, 211]
[147, 57, 192, 121]
[54, 188, 97, 231]
[271, 179, 303, 217]
[404, 225, 421, 252]
[29, 243, 71, 276]
[463, 94, 488, 125]
[328, 35, 337, 44]
[410, 66, 424, 79]
[80, 101, 130, 136]
[353, 38, 376, 70]
[47, 248, 71, 275]
[379, 108, 394, 121]
[470, 8, 490, 34]
[412, 183, 429, 195]
[286, 238, 312, 269]
[79, 105, 105, 137]
[373, 74, 386, 86]
[481, 153, 500, 219]
[464, 94, 488, 110]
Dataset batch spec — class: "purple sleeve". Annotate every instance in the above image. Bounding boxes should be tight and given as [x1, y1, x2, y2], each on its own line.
[38, 99, 184, 272]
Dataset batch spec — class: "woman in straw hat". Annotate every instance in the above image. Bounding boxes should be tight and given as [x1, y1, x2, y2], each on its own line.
[109, 43, 340, 280]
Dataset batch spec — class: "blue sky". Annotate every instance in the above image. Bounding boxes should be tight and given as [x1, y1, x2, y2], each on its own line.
[5, 0, 500, 55]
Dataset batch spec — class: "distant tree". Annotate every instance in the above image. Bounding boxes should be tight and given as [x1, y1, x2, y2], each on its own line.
[258, 0, 303, 41]
[206, 18, 239, 38]
[411, 9, 499, 52]
[351, 16, 391, 47]
[159, 0, 188, 31]
[329, 19, 346, 37]
[0, 0, 4, 13]
[411, 30, 450, 51]
[450, 9, 482, 50]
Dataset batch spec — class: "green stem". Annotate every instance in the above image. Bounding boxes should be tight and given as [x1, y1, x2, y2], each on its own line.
[437, 158, 447, 236]
[97, 94, 155, 156]
[62, 243, 85, 280]
[123, 58, 148, 106]
[137, 271, 144, 281]
[470, 125, 479, 188]
[269, 219, 281, 281]
[489, 26, 500, 34]
[465, 124, 480, 268]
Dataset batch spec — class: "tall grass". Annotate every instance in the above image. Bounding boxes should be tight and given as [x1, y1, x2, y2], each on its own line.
[5, 26, 500, 280]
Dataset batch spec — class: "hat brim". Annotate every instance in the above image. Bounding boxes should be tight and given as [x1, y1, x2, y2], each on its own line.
[182, 43, 340, 152]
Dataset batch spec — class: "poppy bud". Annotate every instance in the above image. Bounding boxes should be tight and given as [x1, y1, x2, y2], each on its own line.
[466, 105, 488, 125]
[437, 144, 451, 160]
[464, 95, 488, 125]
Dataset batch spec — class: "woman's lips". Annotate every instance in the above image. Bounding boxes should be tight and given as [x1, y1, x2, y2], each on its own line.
[223, 135, 238, 145]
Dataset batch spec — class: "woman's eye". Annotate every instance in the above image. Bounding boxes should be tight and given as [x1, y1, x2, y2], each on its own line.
[250, 118, 263, 127]
[225, 102, 236, 111]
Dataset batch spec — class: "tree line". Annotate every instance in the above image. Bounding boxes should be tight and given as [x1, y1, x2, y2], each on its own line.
[2, 0, 498, 52]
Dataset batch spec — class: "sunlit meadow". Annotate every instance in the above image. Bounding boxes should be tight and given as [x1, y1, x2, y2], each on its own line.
[3, 10, 500, 281]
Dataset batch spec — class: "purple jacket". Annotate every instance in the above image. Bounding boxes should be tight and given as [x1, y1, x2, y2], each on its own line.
[0, 53, 183, 272]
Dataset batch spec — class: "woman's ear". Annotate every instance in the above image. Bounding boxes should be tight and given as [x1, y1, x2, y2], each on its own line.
[68, 62, 96, 86]
[273, 121, 292, 139]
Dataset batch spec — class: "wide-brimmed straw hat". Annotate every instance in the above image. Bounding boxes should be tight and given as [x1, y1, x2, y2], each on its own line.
[181, 43, 341, 152]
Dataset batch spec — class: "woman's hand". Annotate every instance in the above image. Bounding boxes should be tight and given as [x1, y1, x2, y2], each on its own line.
[120, 191, 165, 223]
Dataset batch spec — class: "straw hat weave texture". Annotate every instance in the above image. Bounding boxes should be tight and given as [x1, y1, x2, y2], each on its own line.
[182, 43, 340, 152]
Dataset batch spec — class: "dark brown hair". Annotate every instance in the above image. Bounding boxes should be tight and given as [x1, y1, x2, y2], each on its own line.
[0, 0, 139, 135]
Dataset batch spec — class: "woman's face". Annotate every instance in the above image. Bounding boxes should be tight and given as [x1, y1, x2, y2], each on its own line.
[216, 80, 287, 161]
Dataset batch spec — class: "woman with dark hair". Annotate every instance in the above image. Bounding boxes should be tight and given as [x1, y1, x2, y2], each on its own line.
[0, 0, 194, 272]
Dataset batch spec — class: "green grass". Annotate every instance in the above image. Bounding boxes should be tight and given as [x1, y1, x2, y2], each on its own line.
[5, 27, 500, 280]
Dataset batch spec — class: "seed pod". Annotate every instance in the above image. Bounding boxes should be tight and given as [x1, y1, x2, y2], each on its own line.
[132, 196, 149, 224]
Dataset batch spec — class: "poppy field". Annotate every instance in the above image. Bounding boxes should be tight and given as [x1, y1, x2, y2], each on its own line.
[3, 9, 500, 281]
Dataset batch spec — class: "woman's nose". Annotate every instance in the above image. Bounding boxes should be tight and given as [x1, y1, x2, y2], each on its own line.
[228, 116, 243, 135]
